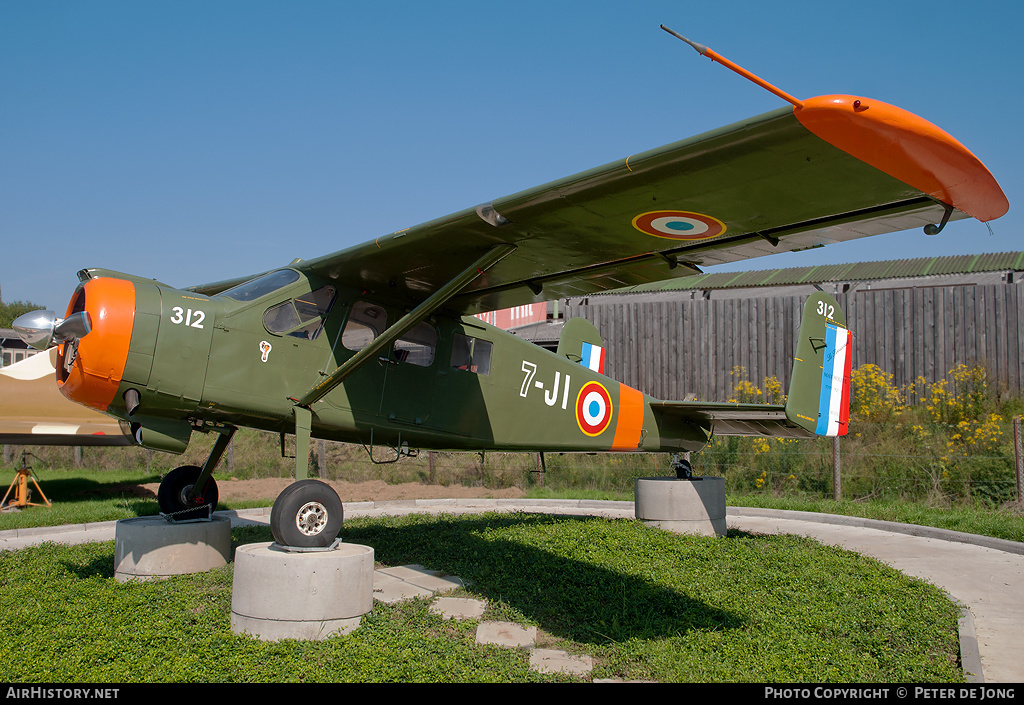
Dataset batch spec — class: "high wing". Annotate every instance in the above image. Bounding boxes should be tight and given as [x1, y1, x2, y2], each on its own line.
[191, 94, 1006, 316]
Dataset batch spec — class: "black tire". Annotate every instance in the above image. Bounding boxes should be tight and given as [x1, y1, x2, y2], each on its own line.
[157, 465, 219, 520]
[270, 479, 343, 548]
[673, 457, 693, 479]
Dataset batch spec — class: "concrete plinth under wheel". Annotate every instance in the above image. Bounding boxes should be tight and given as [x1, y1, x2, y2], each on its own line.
[230, 541, 374, 641]
[634, 476, 726, 537]
[113, 515, 231, 582]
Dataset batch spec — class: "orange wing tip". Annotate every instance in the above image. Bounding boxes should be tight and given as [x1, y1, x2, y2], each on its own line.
[794, 95, 1008, 223]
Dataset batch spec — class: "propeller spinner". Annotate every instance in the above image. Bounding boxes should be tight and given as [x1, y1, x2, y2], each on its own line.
[12, 310, 93, 350]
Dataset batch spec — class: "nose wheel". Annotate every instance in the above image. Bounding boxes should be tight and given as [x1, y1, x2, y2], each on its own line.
[157, 465, 219, 521]
[270, 480, 344, 548]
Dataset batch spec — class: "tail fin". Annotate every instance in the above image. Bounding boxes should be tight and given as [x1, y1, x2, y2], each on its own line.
[556, 317, 606, 374]
[785, 292, 852, 437]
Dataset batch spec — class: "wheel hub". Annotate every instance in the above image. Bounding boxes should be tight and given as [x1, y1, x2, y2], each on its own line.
[295, 501, 328, 536]
[178, 479, 205, 506]
[178, 483, 197, 505]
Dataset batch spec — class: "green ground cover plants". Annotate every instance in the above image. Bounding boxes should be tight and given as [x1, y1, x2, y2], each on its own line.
[0, 513, 962, 683]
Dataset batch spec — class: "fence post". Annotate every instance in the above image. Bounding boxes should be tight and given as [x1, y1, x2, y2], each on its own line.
[832, 436, 842, 501]
[1015, 416, 1023, 505]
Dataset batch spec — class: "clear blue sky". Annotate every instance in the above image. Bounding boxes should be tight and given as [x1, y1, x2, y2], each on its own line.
[2, 0, 1020, 310]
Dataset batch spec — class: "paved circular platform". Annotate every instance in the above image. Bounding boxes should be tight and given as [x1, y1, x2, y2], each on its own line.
[634, 476, 726, 537]
[230, 540, 374, 641]
[113, 515, 231, 582]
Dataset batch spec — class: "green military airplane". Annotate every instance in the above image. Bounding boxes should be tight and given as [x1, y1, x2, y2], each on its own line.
[12, 33, 1008, 547]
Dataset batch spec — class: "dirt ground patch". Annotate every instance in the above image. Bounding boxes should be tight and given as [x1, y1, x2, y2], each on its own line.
[139, 477, 526, 505]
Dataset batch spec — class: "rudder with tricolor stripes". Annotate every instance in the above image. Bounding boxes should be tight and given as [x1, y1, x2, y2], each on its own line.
[785, 292, 852, 438]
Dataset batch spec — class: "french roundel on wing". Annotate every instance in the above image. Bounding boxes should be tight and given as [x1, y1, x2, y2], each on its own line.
[575, 381, 613, 436]
[631, 210, 726, 241]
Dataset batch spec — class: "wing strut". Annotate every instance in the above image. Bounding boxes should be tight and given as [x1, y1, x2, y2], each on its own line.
[295, 243, 517, 408]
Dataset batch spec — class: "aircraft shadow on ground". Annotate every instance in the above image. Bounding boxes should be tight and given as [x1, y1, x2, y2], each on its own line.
[341, 512, 745, 645]
[52, 513, 745, 645]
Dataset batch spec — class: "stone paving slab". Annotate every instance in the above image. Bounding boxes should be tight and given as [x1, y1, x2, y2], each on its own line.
[430, 597, 487, 620]
[372, 580, 436, 604]
[375, 564, 442, 580]
[372, 564, 465, 604]
[406, 573, 465, 593]
[529, 649, 593, 677]
[475, 621, 537, 648]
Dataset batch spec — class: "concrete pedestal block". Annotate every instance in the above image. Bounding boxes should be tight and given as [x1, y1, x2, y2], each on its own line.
[230, 541, 374, 641]
[114, 515, 231, 582]
[634, 477, 726, 537]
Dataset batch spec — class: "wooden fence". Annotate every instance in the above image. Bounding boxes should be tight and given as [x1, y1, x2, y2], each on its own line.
[564, 282, 1024, 402]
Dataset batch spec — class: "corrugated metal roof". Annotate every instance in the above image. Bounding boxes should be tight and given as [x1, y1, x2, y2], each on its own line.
[613, 251, 1024, 294]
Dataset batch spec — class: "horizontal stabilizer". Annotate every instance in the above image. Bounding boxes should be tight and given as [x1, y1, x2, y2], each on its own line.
[649, 400, 814, 439]
[649, 291, 852, 443]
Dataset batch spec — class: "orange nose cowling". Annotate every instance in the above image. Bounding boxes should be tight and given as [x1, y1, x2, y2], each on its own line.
[57, 278, 136, 413]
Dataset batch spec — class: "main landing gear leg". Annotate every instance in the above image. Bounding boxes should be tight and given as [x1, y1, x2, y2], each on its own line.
[157, 426, 236, 521]
[269, 405, 343, 548]
[671, 453, 693, 479]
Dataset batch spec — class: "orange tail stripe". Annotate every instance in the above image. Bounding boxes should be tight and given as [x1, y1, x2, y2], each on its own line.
[611, 384, 645, 451]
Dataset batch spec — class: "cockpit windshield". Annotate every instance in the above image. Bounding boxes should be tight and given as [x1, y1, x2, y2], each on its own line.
[220, 270, 301, 302]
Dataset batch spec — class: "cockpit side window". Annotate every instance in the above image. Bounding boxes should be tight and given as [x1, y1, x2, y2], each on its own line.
[450, 333, 492, 375]
[221, 269, 301, 302]
[263, 286, 337, 340]
[341, 301, 388, 351]
[394, 322, 437, 367]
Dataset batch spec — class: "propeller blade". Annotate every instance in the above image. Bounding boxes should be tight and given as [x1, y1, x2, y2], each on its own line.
[54, 311, 92, 342]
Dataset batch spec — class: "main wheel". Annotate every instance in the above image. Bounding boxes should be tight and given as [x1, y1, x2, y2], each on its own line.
[157, 465, 219, 520]
[672, 456, 693, 479]
[270, 480, 344, 548]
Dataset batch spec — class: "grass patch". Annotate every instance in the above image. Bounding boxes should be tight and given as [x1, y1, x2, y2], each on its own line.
[0, 513, 962, 683]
